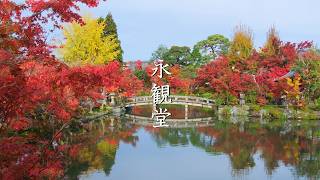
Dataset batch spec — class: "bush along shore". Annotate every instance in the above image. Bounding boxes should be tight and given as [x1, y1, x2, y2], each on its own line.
[217, 105, 320, 120]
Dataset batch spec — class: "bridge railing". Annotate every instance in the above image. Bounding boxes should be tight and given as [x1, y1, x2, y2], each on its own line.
[127, 95, 214, 105]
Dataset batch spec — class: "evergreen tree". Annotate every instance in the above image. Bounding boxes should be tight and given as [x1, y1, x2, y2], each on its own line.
[195, 34, 230, 61]
[98, 13, 123, 61]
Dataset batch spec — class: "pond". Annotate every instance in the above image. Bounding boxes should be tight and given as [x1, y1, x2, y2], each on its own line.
[127, 104, 216, 120]
[66, 105, 320, 180]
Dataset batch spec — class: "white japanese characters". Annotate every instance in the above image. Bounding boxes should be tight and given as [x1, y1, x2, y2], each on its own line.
[151, 60, 171, 128]
[151, 84, 171, 104]
[152, 59, 171, 78]
[152, 108, 170, 128]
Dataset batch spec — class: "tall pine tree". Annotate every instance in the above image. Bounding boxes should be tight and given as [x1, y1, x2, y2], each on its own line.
[98, 13, 123, 62]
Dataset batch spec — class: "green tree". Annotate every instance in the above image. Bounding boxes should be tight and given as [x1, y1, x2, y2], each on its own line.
[150, 45, 207, 67]
[98, 13, 123, 62]
[164, 46, 192, 66]
[189, 47, 205, 67]
[195, 34, 230, 61]
[150, 45, 169, 61]
[60, 16, 121, 66]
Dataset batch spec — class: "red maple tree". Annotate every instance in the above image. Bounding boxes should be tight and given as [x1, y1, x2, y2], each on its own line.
[0, 1, 143, 178]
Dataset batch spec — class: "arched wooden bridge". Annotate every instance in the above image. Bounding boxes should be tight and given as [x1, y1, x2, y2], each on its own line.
[125, 95, 215, 108]
[125, 95, 215, 120]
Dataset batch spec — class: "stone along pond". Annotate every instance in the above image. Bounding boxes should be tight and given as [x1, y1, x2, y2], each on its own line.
[66, 105, 320, 180]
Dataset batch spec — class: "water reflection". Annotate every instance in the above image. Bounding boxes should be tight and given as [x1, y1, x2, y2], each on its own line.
[65, 117, 320, 179]
[127, 105, 215, 119]
[65, 119, 139, 179]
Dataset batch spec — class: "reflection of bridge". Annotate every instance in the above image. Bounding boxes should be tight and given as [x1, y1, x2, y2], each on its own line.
[125, 114, 215, 128]
[125, 114, 213, 122]
[125, 95, 215, 120]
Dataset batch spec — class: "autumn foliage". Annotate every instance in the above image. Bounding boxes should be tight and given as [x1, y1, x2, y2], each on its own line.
[195, 36, 312, 105]
[0, 0, 142, 178]
[0, 0, 318, 178]
[138, 35, 313, 106]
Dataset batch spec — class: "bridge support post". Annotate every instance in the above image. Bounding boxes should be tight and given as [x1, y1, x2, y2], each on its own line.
[185, 104, 188, 120]
[109, 117, 114, 127]
[240, 93, 245, 105]
[110, 93, 116, 106]
[152, 103, 157, 112]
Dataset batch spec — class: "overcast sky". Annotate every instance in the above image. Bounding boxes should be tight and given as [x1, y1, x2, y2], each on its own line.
[74, 0, 319, 61]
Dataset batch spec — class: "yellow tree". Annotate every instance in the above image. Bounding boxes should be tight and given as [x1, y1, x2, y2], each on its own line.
[285, 75, 303, 107]
[228, 25, 254, 61]
[60, 16, 121, 66]
[263, 26, 281, 56]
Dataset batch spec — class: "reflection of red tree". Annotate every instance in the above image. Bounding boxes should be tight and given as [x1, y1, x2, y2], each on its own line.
[62, 122, 140, 178]
[197, 125, 319, 171]
[168, 107, 185, 119]
[104, 138, 119, 146]
[144, 125, 161, 133]
[199, 127, 257, 157]
[197, 127, 223, 137]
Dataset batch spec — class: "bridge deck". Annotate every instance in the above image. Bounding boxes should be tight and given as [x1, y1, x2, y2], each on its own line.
[125, 95, 215, 108]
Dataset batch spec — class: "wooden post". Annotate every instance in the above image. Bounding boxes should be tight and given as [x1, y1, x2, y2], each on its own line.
[240, 93, 245, 105]
[153, 103, 157, 112]
[185, 104, 188, 120]
[110, 117, 114, 127]
[110, 93, 116, 106]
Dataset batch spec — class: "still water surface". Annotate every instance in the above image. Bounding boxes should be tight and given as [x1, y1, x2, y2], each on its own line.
[67, 106, 320, 180]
